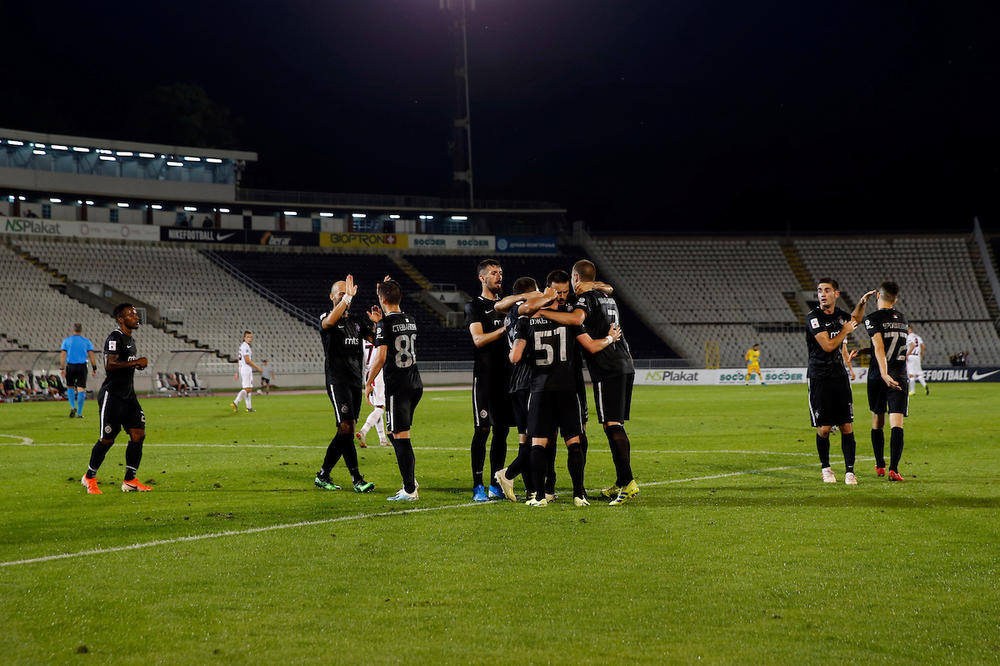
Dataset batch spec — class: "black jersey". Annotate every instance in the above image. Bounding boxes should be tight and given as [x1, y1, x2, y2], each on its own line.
[375, 311, 423, 394]
[100, 329, 138, 400]
[805, 307, 852, 378]
[320, 311, 372, 387]
[506, 301, 532, 393]
[573, 290, 634, 379]
[863, 308, 910, 377]
[516, 315, 584, 392]
[466, 296, 510, 380]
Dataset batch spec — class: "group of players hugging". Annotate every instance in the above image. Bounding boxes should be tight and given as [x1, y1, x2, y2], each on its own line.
[78, 262, 912, 500]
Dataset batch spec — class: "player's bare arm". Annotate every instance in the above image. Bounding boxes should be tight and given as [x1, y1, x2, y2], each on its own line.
[59, 350, 67, 377]
[851, 289, 878, 322]
[365, 346, 387, 400]
[492, 293, 524, 314]
[577, 280, 613, 295]
[843, 344, 859, 380]
[88, 350, 98, 375]
[368, 305, 383, 324]
[871, 333, 901, 390]
[509, 338, 527, 364]
[538, 307, 585, 327]
[322, 275, 358, 329]
[577, 324, 622, 354]
[813, 319, 857, 353]
[105, 356, 147, 372]
[469, 321, 507, 348]
[517, 289, 555, 316]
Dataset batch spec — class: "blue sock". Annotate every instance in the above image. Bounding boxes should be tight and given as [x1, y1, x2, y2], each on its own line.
[67, 388, 76, 409]
[77, 391, 86, 415]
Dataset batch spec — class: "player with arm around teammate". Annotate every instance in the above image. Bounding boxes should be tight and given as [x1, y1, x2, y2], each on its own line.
[313, 275, 376, 493]
[232, 331, 262, 413]
[864, 281, 910, 481]
[81, 304, 152, 494]
[805, 279, 875, 485]
[366, 279, 423, 501]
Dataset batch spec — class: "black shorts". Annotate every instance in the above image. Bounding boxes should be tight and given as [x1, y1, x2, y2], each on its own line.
[473, 375, 515, 428]
[867, 375, 909, 416]
[326, 382, 362, 425]
[97, 389, 145, 440]
[807, 375, 854, 427]
[65, 364, 88, 389]
[527, 390, 584, 440]
[387, 386, 423, 433]
[593, 373, 634, 424]
[511, 389, 530, 434]
[576, 378, 589, 424]
[261, 377, 271, 385]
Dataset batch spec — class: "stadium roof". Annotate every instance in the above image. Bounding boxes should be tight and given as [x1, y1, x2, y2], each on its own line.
[0, 127, 257, 163]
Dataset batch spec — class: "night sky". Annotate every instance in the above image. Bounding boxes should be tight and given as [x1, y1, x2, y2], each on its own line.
[4, 1, 998, 233]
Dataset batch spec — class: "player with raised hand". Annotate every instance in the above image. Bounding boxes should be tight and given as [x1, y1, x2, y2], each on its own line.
[367, 278, 423, 501]
[314, 275, 376, 493]
[81, 303, 151, 494]
[863, 281, 910, 481]
[805, 280, 874, 485]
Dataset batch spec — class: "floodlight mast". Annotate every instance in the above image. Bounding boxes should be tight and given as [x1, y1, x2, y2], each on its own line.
[441, 0, 475, 207]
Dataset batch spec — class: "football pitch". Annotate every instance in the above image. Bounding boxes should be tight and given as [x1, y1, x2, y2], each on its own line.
[1, 384, 998, 664]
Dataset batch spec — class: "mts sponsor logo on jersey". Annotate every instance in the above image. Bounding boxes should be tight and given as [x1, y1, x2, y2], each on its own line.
[320, 232, 409, 249]
[922, 367, 1000, 382]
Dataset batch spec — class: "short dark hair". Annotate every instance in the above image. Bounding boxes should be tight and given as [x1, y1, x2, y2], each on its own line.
[546, 269, 570, 286]
[243, 330, 252, 338]
[477, 259, 500, 276]
[378, 279, 402, 305]
[754, 343, 760, 348]
[879, 281, 900, 299]
[511, 276, 537, 295]
[113, 303, 134, 318]
[816, 278, 839, 291]
[572, 259, 596, 282]
[73, 323, 82, 333]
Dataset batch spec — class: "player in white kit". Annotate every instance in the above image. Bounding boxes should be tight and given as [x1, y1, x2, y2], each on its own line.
[356, 338, 390, 447]
[905, 326, 928, 395]
[232, 330, 263, 412]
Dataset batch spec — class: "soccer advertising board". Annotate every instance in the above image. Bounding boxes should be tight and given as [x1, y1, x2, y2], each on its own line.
[318, 232, 409, 249]
[2, 216, 161, 242]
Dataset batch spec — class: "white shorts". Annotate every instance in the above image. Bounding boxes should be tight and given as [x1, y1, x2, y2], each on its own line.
[368, 372, 386, 407]
[239, 366, 253, 389]
[906, 356, 923, 377]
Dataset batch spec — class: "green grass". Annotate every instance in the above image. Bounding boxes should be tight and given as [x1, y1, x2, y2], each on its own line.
[1, 384, 998, 664]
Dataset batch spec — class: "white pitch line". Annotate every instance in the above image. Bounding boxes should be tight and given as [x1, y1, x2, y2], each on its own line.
[0, 459, 864, 569]
[2, 441, 816, 456]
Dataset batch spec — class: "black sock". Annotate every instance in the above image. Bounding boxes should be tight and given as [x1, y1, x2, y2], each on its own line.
[841, 432, 856, 474]
[816, 434, 831, 468]
[124, 438, 143, 481]
[530, 446, 547, 501]
[605, 425, 634, 486]
[506, 441, 529, 481]
[545, 441, 557, 494]
[338, 432, 363, 483]
[871, 429, 885, 468]
[470, 428, 488, 487]
[392, 437, 416, 493]
[489, 426, 509, 485]
[567, 442, 585, 498]
[510, 441, 532, 494]
[86, 440, 113, 478]
[579, 431, 589, 464]
[889, 427, 904, 472]
[320, 436, 343, 477]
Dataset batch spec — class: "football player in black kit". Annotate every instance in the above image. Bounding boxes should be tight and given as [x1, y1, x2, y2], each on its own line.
[366, 279, 424, 501]
[536, 260, 636, 505]
[805, 278, 875, 485]
[81, 303, 152, 494]
[465, 259, 514, 502]
[862, 281, 910, 482]
[513, 291, 621, 506]
[314, 275, 376, 494]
